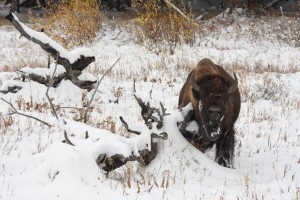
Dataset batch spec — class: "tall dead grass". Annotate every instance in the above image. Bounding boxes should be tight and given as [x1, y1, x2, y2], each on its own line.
[29, 0, 102, 49]
[133, 0, 196, 54]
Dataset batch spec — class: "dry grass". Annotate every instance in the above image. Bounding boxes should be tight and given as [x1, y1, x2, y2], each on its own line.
[0, 15, 11, 26]
[0, 9, 299, 200]
[0, 57, 48, 73]
[29, 0, 102, 49]
[133, 0, 196, 54]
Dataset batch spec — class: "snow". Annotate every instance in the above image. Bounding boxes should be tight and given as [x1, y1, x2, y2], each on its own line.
[77, 72, 97, 82]
[19, 63, 66, 78]
[185, 120, 198, 133]
[11, 13, 94, 64]
[0, 79, 23, 91]
[0, 9, 300, 200]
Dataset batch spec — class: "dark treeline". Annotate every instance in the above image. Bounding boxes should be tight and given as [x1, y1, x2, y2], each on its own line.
[4, 0, 300, 16]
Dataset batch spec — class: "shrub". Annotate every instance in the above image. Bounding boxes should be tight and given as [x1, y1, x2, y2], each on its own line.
[133, 0, 196, 54]
[29, 0, 102, 48]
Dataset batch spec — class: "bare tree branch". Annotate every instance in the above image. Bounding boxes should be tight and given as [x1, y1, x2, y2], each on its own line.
[5, 13, 96, 90]
[63, 91, 169, 173]
[178, 109, 202, 142]
[264, 0, 280, 9]
[0, 85, 22, 94]
[62, 130, 75, 146]
[162, 0, 198, 25]
[119, 116, 141, 135]
[5, 13, 95, 72]
[133, 94, 169, 129]
[45, 53, 59, 120]
[84, 57, 121, 123]
[63, 129, 167, 173]
[1, 98, 52, 127]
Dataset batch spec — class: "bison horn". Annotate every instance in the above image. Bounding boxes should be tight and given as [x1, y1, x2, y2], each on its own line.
[228, 73, 238, 94]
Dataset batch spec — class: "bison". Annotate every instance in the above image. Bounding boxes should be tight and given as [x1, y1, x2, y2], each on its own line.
[178, 58, 241, 168]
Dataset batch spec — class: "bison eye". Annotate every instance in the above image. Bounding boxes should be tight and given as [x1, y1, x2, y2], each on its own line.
[192, 89, 201, 100]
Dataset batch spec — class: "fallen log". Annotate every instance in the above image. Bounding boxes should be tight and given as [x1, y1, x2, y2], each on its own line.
[5, 13, 96, 90]
[63, 92, 168, 173]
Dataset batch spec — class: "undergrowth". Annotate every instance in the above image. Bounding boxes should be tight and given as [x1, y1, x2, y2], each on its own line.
[29, 0, 102, 49]
[133, 0, 196, 54]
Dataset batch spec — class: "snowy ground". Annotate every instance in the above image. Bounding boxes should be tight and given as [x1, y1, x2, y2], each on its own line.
[0, 8, 300, 200]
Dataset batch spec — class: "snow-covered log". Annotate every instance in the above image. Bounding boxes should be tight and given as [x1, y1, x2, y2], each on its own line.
[18, 64, 66, 87]
[0, 82, 22, 94]
[4, 13, 96, 90]
[64, 93, 168, 173]
[64, 130, 167, 173]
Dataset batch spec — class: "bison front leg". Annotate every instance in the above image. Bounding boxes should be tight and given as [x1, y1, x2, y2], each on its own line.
[215, 129, 235, 168]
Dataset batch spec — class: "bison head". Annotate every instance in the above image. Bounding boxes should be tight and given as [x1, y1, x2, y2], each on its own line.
[190, 72, 238, 141]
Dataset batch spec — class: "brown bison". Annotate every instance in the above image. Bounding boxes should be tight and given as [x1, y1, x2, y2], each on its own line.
[179, 58, 241, 168]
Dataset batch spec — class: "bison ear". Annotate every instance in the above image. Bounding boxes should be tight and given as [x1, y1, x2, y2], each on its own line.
[228, 73, 238, 94]
[190, 70, 200, 92]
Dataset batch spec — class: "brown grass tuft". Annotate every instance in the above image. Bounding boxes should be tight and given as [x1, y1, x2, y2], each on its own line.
[29, 0, 102, 48]
[133, 0, 196, 54]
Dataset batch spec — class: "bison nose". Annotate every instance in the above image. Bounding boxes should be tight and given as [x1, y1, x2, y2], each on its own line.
[208, 106, 222, 121]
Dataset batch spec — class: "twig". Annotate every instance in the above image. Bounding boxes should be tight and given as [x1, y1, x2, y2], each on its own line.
[119, 116, 141, 135]
[58, 106, 82, 110]
[46, 53, 59, 120]
[162, 0, 198, 25]
[47, 54, 51, 69]
[1, 98, 51, 127]
[264, 0, 280, 9]
[84, 57, 121, 123]
[195, 12, 207, 22]
[133, 94, 168, 129]
[62, 130, 75, 146]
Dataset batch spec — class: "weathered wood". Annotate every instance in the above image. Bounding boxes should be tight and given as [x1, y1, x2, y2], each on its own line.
[1, 97, 52, 127]
[10, 0, 20, 12]
[5, 13, 95, 73]
[99, 138, 159, 172]
[5, 13, 96, 90]
[119, 116, 142, 135]
[162, 0, 198, 25]
[264, 0, 280, 9]
[83, 57, 121, 123]
[5, 0, 11, 5]
[0, 85, 22, 94]
[133, 94, 169, 129]
[64, 93, 168, 173]
[63, 129, 167, 173]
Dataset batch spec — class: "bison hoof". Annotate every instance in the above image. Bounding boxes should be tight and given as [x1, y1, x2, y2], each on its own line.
[217, 157, 233, 168]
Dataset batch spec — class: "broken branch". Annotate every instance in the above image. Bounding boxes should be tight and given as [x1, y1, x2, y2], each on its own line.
[5, 13, 95, 72]
[1, 98, 51, 127]
[119, 116, 141, 135]
[162, 0, 198, 25]
[45, 53, 59, 120]
[83, 57, 121, 123]
[63, 129, 167, 173]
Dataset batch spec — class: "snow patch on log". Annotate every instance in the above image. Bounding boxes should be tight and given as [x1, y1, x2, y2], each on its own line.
[11, 13, 94, 64]
[77, 72, 97, 82]
[19, 64, 66, 79]
[0, 79, 23, 93]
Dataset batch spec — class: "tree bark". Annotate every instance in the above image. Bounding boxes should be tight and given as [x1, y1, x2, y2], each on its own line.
[5, 13, 96, 90]
[10, 0, 20, 13]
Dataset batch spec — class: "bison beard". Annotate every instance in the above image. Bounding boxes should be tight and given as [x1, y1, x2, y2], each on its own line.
[178, 58, 241, 168]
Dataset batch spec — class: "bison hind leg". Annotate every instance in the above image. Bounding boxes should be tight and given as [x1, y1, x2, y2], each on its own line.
[215, 129, 235, 168]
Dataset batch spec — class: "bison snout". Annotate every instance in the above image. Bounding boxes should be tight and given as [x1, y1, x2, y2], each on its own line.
[208, 106, 223, 122]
